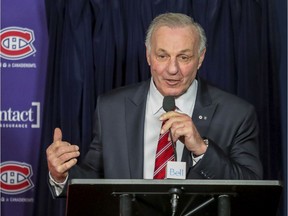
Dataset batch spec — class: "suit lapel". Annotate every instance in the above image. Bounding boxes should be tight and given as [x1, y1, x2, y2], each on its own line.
[125, 81, 150, 179]
[192, 77, 218, 136]
[182, 78, 218, 166]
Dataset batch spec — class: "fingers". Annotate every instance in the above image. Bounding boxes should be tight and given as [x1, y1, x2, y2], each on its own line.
[159, 111, 189, 143]
[160, 111, 188, 134]
[53, 128, 62, 142]
[47, 142, 80, 166]
[47, 143, 80, 182]
[160, 111, 182, 121]
[159, 111, 203, 151]
[51, 158, 78, 176]
[47, 128, 80, 182]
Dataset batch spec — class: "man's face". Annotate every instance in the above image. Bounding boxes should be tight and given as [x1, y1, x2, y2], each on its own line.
[146, 26, 206, 97]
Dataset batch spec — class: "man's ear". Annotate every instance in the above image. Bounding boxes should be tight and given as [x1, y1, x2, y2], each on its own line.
[146, 48, 151, 66]
[197, 48, 206, 70]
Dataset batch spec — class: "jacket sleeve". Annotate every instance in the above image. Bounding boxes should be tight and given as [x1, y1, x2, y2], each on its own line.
[187, 105, 263, 180]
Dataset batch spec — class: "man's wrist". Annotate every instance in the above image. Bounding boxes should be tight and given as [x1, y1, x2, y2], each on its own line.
[49, 172, 68, 186]
[193, 138, 209, 157]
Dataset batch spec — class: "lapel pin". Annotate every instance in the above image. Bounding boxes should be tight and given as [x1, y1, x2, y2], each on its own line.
[199, 115, 207, 120]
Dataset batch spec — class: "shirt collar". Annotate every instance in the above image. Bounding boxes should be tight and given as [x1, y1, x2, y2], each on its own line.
[176, 80, 198, 115]
[149, 79, 164, 115]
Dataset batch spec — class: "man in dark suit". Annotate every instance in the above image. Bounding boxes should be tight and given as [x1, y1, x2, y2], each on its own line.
[47, 12, 263, 196]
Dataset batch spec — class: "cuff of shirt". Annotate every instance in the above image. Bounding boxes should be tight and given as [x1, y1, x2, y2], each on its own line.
[191, 153, 204, 166]
[48, 172, 68, 196]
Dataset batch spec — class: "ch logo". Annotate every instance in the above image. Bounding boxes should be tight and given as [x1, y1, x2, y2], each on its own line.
[0, 27, 36, 60]
[0, 161, 34, 194]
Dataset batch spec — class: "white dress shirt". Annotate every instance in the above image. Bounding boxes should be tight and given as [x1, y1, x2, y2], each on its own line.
[143, 79, 198, 179]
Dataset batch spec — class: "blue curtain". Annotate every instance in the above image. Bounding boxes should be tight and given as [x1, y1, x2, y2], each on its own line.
[34, 0, 285, 215]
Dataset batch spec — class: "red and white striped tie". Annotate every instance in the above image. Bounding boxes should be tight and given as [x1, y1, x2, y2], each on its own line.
[153, 121, 175, 179]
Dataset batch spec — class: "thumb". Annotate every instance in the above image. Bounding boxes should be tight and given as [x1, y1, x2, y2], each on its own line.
[53, 128, 62, 142]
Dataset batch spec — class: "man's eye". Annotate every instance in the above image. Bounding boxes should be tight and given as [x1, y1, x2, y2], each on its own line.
[156, 54, 168, 61]
[178, 55, 191, 62]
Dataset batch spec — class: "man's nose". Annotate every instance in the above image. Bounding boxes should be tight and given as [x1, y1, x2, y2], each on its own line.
[167, 58, 179, 74]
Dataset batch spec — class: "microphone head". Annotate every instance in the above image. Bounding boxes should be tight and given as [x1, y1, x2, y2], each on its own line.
[163, 96, 175, 112]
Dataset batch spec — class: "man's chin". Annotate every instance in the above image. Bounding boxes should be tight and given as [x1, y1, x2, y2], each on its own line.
[162, 89, 186, 98]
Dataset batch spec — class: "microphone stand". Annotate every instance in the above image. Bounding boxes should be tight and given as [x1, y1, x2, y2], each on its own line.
[169, 188, 182, 216]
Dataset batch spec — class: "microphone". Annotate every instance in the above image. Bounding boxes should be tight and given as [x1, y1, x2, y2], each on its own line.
[162, 96, 177, 161]
[163, 96, 175, 112]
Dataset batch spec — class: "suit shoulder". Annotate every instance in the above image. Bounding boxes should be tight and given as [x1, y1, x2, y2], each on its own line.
[98, 80, 149, 103]
[206, 83, 255, 112]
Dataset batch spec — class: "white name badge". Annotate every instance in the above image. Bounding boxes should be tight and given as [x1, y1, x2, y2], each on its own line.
[166, 161, 186, 179]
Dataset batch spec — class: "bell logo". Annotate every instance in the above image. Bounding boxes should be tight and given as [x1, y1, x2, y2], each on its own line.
[0, 161, 34, 194]
[0, 27, 36, 60]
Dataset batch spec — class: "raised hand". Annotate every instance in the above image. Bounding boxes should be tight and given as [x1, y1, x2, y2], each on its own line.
[46, 128, 80, 183]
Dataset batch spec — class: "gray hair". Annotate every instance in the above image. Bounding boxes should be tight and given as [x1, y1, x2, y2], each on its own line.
[145, 13, 207, 55]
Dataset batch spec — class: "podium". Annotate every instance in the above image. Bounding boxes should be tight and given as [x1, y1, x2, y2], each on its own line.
[66, 179, 282, 216]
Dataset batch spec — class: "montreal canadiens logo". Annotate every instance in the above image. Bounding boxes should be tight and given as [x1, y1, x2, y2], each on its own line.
[0, 27, 36, 60]
[0, 161, 34, 194]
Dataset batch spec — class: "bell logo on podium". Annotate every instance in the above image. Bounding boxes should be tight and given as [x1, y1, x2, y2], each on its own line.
[166, 161, 186, 179]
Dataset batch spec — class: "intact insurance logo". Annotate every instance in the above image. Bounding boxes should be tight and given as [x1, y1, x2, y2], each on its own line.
[0, 161, 34, 195]
[0, 27, 36, 60]
[0, 102, 41, 129]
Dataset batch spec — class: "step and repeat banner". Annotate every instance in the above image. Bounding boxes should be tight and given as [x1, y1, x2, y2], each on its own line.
[1, 0, 48, 215]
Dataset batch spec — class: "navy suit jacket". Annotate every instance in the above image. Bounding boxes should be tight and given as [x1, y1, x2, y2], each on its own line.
[67, 77, 263, 183]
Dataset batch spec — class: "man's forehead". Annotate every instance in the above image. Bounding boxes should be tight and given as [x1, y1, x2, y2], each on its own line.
[153, 25, 197, 35]
[152, 26, 199, 43]
[155, 48, 193, 54]
[152, 29, 198, 51]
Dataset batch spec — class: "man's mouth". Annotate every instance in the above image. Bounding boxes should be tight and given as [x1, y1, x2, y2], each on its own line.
[166, 79, 180, 86]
